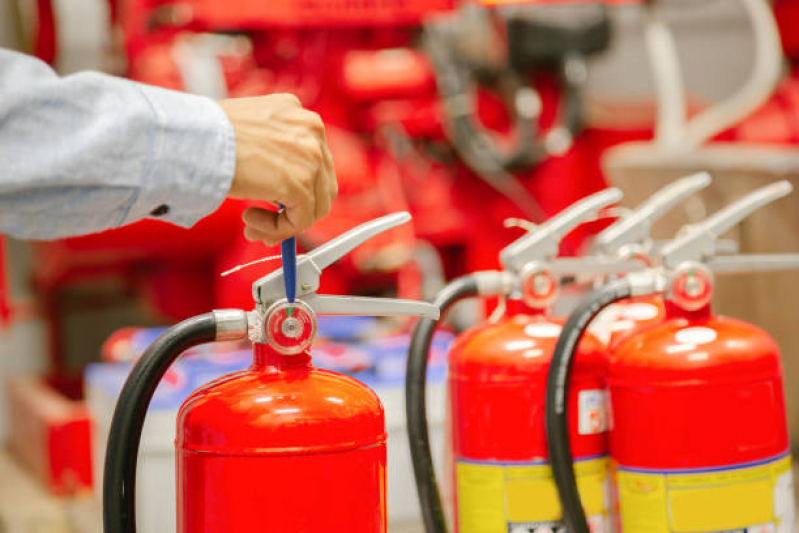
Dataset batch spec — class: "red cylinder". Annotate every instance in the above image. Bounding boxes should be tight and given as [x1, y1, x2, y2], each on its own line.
[176, 343, 387, 533]
[446, 306, 611, 532]
[609, 304, 795, 532]
[588, 296, 665, 350]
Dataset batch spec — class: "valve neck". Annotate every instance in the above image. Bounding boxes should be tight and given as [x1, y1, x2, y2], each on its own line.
[664, 299, 712, 321]
[506, 298, 547, 317]
[252, 343, 312, 370]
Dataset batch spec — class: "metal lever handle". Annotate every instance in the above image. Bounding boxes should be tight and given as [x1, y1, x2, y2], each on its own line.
[253, 212, 413, 305]
[707, 254, 799, 275]
[500, 188, 622, 272]
[303, 294, 440, 320]
[594, 172, 711, 253]
[547, 257, 647, 275]
[660, 180, 793, 267]
[701, 180, 792, 240]
[542, 188, 622, 240]
[652, 238, 739, 255]
[309, 212, 411, 271]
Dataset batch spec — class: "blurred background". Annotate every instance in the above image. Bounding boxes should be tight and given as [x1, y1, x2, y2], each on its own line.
[2, 0, 799, 531]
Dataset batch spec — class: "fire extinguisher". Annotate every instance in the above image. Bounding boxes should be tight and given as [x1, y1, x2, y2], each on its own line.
[102, 212, 439, 533]
[586, 172, 714, 348]
[546, 181, 799, 533]
[407, 187, 657, 533]
[405, 174, 716, 532]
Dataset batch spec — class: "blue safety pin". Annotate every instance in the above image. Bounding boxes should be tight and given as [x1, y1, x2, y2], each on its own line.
[278, 204, 297, 312]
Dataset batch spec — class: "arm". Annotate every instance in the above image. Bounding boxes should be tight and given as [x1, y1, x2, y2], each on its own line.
[0, 48, 234, 240]
[0, 49, 336, 242]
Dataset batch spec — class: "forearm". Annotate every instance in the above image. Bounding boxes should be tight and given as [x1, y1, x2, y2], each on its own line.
[0, 49, 235, 240]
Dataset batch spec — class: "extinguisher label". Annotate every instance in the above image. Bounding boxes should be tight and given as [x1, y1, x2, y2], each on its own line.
[578, 389, 608, 435]
[615, 453, 796, 533]
[455, 456, 611, 533]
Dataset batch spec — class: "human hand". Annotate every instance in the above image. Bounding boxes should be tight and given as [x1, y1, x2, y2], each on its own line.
[219, 94, 337, 245]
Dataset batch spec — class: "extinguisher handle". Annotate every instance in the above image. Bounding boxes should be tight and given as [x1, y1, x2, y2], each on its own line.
[301, 294, 440, 319]
[707, 253, 799, 275]
[500, 187, 622, 272]
[253, 212, 411, 306]
[546, 256, 647, 275]
[660, 180, 793, 268]
[593, 172, 711, 254]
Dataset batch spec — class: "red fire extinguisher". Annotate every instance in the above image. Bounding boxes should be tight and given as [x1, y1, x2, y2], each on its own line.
[406, 174, 716, 533]
[102, 212, 439, 533]
[407, 187, 659, 533]
[545, 180, 799, 533]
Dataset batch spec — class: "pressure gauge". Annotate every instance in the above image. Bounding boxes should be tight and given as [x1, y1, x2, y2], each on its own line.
[264, 299, 316, 355]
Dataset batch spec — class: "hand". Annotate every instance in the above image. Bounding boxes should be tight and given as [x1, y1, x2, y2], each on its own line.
[219, 94, 337, 245]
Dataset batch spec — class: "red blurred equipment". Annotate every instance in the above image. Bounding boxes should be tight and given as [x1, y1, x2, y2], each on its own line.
[5, 376, 93, 495]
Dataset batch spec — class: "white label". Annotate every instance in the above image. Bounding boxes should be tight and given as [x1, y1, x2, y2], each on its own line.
[621, 303, 660, 321]
[587, 306, 622, 345]
[674, 327, 718, 345]
[578, 389, 608, 435]
[524, 323, 562, 338]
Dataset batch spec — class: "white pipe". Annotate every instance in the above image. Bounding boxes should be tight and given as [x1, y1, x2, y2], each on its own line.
[682, 0, 783, 148]
[645, 5, 687, 151]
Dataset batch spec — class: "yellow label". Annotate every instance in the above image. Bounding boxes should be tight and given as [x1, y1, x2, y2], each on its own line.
[456, 456, 610, 533]
[616, 454, 795, 533]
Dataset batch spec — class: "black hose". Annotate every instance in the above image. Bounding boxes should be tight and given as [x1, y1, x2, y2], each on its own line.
[104, 313, 218, 533]
[545, 279, 632, 533]
[422, 26, 545, 222]
[407, 276, 480, 533]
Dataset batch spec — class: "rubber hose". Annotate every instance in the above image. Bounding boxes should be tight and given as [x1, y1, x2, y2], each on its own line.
[104, 313, 218, 533]
[545, 279, 631, 533]
[407, 276, 480, 533]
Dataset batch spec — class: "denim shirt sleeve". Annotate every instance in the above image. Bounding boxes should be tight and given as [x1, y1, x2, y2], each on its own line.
[0, 48, 235, 240]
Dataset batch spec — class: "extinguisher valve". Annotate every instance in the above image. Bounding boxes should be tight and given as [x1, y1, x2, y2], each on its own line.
[621, 180, 799, 308]
[249, 212, 440, 351]
[659, 180, 793, 268]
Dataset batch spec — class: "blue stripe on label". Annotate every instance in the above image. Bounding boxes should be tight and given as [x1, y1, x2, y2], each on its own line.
[616, 450, 790, 475]
[456, 453, 607, 467]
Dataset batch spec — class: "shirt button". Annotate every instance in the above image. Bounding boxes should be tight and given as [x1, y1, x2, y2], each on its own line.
[150, 204, 170, 216]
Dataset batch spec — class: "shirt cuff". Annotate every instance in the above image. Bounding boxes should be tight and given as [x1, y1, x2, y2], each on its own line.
[123, 82, 235, 228]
